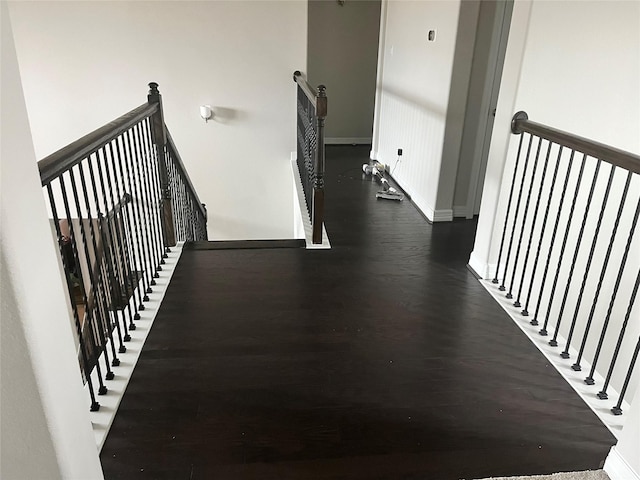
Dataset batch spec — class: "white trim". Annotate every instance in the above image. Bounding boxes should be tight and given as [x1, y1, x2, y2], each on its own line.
[291, 151, 305, 239]
[604, 447, 640, 480]
[386, 171, 442, 224]
[89, 243, 184, 451]
[371, 0, 389, 156]
[431, 208, 454, 222]
[290, 159, 331, 249]
[467, 251, 497, 279]
[453, 205, 468, 217]
[325, 137, 372, 145]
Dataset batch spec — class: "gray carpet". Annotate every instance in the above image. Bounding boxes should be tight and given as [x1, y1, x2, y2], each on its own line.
[475, 470, 610, 480]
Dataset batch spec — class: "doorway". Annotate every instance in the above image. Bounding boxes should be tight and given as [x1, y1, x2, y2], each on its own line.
[307, 0, 382, 145]
[454, 0, 514, 219]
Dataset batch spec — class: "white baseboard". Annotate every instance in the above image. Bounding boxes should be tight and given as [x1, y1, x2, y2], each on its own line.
[453, 205, 469, 218]
[326, 137, 372, 145]
[290, 159, 331, 249]
[467, 252, 497, 280]
[431, 208, 453, 222]
[604, 446, 640, 480]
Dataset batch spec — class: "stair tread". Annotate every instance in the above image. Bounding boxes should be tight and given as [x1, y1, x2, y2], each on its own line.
[184, 239, 305, 250]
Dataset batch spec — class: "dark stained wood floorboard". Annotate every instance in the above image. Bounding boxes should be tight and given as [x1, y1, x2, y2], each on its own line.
[101, 145, 615, 480]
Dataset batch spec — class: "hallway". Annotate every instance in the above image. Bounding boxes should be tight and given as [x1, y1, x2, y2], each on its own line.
[100, 145, 615, 480]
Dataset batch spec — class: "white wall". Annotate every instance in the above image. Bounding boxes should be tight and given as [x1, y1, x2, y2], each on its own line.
[307, 0, 381, 143]
[371, 0, 462, 222]
[0, 4, 104, 478]
[606, 380, 640, 479]
[471, 1, 640, 474]
[8, 0, 307, 241]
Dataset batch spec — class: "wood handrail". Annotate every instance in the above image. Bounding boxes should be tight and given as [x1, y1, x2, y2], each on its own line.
[293, 71, 327, 117]
[511, 111, 640, 175]
[38, 103, 158, 185]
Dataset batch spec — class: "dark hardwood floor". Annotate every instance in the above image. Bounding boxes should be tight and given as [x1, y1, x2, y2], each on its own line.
[101, 145, 615, 480]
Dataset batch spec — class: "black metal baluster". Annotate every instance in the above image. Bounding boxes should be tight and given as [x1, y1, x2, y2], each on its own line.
[103, 142, 137, 333]
[112, 136, 143, 324]
[585, 198, 640, 385]
[165, 153, 176, 238]
[573, 172, 633, 372]
[95, 147, 131, 343]
[516, 141, 553, 312]
[87, 153, 126, 356]
[200, 203, 208, 240]
[155, 141, 172, 256]
[122, 127, 152, 305]
[508, 136, 544, 303]
[182, 177, 190, 241]
[46, 183, 101, 411]
[611, 335, 640, 416]
[176, 169, 184, 240]
[136, 120, 162, 287]
[539, 153, 586, 337]
[527, 147, 569, 323]
[501, 134, 534, 294]
[183, 175, 190, 240]
[78, 160, 120, 368]
[58, 176, 108, 397]
[170, 156, 183, 240]
[189, 195, 196, 241]
[114, 134, 145, 319]
[147, 120, 168, 261]
[131, 122, 156, 297]
[598, 269, 640, 401]
[69, 165, 114, 381]
[492, 127, 526, 285]
[549, 158, 602, 348]
[140, 119, 166, 271]
[561, 164, 615, 359]
[167, 153, 179, 240]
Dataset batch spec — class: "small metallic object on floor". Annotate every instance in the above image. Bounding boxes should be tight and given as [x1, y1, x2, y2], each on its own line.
[363, 162, 404, 201]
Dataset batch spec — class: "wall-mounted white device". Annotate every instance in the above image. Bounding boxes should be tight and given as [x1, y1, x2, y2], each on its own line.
[200, 105, 213, 122]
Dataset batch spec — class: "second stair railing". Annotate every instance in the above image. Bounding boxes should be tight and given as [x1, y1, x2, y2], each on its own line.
[294, 70, 327, 244]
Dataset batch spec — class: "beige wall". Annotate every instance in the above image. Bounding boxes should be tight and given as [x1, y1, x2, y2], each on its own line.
[8, 0, 307, 241]
[1, 4, 104, 477]
[307, 0, 381, 143]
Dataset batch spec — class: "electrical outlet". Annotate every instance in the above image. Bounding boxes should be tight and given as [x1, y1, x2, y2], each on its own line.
[397, 148, 403, 156]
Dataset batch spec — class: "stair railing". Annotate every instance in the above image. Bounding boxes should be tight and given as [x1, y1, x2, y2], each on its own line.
[492, 111, 640, 417]
[38, 83, 206, 411]
[166, 131, 208, 242]
[293, 70, 327, 244]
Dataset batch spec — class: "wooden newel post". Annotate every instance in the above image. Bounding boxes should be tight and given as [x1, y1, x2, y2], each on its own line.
[147, 82, 176, 248]
[312, 85, 327, 244]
